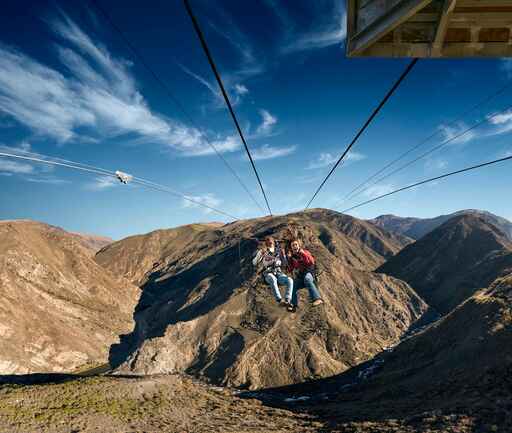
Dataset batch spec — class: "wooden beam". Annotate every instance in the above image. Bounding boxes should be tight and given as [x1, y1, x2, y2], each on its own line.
[451, 12, 512, 24]
[431, 0, 457, 56]
[412, 11, 512, 24]
[359, 41, 512, 57]
[346, 0, 357, 39]
[347, 0, 434, 57]
[458, 0, 512, 6]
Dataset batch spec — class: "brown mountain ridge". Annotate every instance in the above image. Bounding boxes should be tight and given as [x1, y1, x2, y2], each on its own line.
[96, 209, 426, 389]
[377, 214, 512, 314]
[371, 209, 512, 241]
[0, 220, 139, 374]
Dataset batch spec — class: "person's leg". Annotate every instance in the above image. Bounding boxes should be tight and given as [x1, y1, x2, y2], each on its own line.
[291, 278, 304, 307]
[276, 273, 293, 303]
[264, 273, 282, 302]
[304, 272, 322, 302]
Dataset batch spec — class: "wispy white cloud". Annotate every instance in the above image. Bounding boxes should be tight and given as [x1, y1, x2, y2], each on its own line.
[13, 141, 32, 152]
[0, 14, 238, 157]
[206, 11, 265, 82]
[438, 123, 477, 145]
[487, 109, 512, 136]
[277, 1, 347, 53]
[249, 143, 296, 161]
[362, 184, 395, 199]
[182, 193, 221, 214]
[86, 176, 118, 191]
[489, 111, 512, 125]
[234, 84, 249, 96]
[307, 151, 365, 169]
[26, 176, 70, 185]
[256, 109, 277, 135]
[0, 159, 34, 175]
[208, 19, 256, 66]
[0, 43, 93, 142]
[0, 142, 69, 184]
[263, 0, 295, 34]
[497, 148, 512, 159]
[182, 134, 240, 157]
[179, 63, 250, 109]
[179, 63, 221, 102]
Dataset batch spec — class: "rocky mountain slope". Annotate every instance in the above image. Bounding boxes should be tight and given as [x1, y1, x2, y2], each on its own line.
[70, 232, 112, 254]
[377, 214, 512, 314]
[371, 209, 512, 240]
[1, 276, 509, 433]
[253, 273, 512, 433]
[0, 220, 140, 374]
[96, 209, 426, 389]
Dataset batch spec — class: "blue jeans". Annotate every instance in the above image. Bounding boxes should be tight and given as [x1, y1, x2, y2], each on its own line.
[264, 272, 293, 302]
[291, 272, 321, 306]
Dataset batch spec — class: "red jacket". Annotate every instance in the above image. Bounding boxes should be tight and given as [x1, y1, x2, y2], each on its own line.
[288, 249, 315, 274]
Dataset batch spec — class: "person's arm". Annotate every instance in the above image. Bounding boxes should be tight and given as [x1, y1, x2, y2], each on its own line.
[287, 256, 297, 273]
[252, 249, 264, 266]
[300, 249, 315, 268]
[279, 243, 289, 267]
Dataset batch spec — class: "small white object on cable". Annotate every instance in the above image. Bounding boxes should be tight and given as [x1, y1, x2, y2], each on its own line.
[115, 170, 133, 184]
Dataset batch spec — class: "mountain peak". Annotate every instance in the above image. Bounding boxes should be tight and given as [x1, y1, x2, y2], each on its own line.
[378, 214, 512, 313]
[371, 209, 512, 241]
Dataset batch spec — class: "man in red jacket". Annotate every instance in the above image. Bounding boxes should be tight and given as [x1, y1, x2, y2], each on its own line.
[287, 239, 324, 312]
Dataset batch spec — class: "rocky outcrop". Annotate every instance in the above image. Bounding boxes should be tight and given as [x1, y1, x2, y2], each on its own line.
[0, 220, 140, 373]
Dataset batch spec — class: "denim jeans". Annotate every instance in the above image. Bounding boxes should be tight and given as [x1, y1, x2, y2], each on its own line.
[264, 272, 293, 302]
[291, 272, 321, 306]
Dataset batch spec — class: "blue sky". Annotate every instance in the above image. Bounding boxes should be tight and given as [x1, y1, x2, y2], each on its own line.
[1, 0, 512, 239]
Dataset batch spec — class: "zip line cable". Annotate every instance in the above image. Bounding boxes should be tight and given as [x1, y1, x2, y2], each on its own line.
[0, 152, 116, 177]
[339, 102, 512, 207]
[0, 147, 115, 177]
[341, 154, 512, 214]
[0, 152, 240, 220]
[88, 0, 266, 215]
[304, 58, 419, 210]
[341, 80, 512, 204]
[183, 0, 273, 216]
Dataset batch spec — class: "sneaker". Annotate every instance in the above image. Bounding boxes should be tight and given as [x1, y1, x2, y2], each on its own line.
[278, 299, 287, 307]
[287, 305, 297, 313]
[312, 299, 324, 306]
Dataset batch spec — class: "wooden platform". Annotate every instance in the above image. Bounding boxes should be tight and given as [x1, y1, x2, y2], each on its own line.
[347, 0, 512, 57]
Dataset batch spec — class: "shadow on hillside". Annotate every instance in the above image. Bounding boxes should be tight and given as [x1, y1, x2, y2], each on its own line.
[108, 238, 260, 370]
[0, 372, 153, 387]
[0, 373, 79, 386]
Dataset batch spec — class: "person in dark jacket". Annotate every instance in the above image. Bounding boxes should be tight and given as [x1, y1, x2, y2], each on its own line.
[253, 236, 293, 306]
[287, 238, 323, 312]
